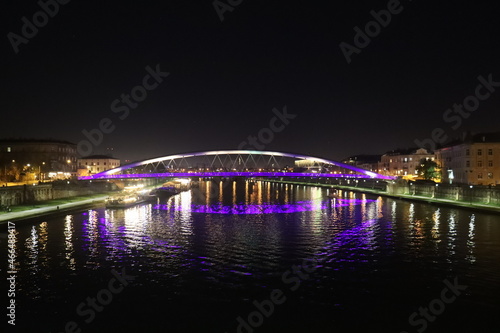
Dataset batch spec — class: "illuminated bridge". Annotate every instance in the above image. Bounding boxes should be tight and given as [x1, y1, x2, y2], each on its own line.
[78, 150, 394, 181]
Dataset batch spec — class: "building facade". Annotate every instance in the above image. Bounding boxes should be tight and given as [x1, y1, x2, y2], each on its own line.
[379, 148, 435, 179]
[436, 132, 500, 185]
[0, 139, 78, 181]
[77, 155, 121, 176]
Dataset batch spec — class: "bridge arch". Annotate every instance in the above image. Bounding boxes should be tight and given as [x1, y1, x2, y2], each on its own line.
[81, 150, 391, 180]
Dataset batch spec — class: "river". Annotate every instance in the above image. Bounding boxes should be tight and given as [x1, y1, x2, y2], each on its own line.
[2, 180, 499, 332]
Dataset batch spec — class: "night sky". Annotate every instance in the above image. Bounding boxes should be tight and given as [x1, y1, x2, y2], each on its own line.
[2, 0, 500, 162]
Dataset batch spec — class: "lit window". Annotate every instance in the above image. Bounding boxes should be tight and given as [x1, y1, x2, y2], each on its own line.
[488, 172, 493, 179]
[7, 147, 11, 152]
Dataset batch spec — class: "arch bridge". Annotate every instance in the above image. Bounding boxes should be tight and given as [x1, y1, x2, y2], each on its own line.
[78, 150, 394, 180]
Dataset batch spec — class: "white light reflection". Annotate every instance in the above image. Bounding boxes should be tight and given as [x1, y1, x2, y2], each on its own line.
[466, 214, 476, 263]
[408, 203, 415, 222]
[84, 210, 99, 260]
[432, 208, 440, 239]
[64, 215, 76, 270]
[377, 196, 383, 219]
[37, 222, 49, 274]
[447, 211, 457, 259]
[25, 225, 39, 274]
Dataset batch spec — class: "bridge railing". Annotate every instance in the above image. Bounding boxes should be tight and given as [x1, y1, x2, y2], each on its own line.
[78, 171, 395, 180]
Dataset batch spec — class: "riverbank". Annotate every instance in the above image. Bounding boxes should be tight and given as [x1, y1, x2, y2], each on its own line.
[0, 192, 113, 224]
[0, 183, 162, 224]
[266, 179, 500, 215]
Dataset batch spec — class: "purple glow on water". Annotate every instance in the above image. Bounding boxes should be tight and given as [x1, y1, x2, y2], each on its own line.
[154, 199, 375, 214]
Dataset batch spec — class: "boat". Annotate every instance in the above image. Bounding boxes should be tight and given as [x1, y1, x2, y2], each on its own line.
[155, 179, 191, 197]
[105, 189, 157, 208]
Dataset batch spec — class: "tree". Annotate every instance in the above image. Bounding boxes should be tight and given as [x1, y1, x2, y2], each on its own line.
[416, 159, 441, 181]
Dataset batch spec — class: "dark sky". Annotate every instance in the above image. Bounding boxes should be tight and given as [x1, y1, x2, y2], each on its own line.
[2, 0, 500, 162]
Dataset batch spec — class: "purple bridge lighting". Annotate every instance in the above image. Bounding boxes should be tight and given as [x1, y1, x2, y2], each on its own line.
[78, 150, 395, 180]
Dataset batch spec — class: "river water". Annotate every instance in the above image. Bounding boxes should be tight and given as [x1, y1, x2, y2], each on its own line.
[2, 180, 500, 332]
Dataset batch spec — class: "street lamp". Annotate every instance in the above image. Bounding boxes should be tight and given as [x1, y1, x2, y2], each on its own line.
[40, 162, 45, 182]
[469, 185, 473, 205]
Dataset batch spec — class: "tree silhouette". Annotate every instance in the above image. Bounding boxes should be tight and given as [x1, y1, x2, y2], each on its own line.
[416, 159, 440, 181]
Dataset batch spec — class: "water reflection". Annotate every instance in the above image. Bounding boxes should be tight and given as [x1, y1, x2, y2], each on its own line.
[64, 215, 76, 271]
[4, 180, 500, 333]
[447, 211, 457, 259]
[467, 214, 476, 264]
[432, 208, 440, 239]
[25, 225, 38, 269]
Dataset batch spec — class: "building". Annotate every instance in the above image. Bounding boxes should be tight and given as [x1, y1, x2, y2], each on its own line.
[0, 138, 78, 181]
[77, 155, 121, 176]
[436, 132, 500, 185]
[379, 148, 435, 179]
[342, 155, 382, 173]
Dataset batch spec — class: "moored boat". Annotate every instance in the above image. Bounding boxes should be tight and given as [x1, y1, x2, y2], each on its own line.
[105, 191, 156, 208]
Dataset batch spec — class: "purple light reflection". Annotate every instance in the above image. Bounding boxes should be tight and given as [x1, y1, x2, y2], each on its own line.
[154, 199, 376, 215]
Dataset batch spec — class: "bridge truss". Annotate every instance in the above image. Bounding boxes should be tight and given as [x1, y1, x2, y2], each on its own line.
[78, 150, 394, 180]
